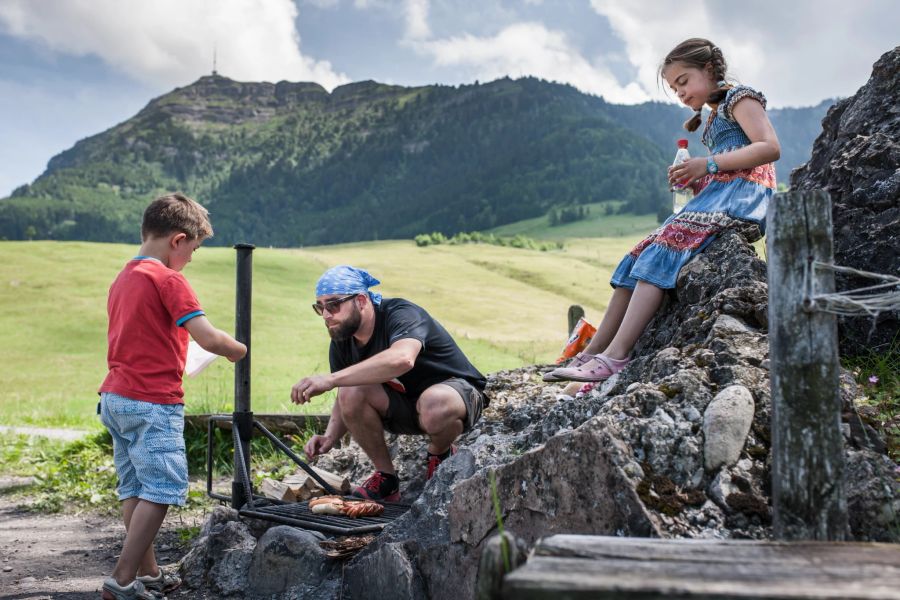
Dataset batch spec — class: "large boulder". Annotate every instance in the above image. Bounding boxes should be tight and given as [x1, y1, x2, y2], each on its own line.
[182, 230, 897, 599]
[791, 46, 900, 355]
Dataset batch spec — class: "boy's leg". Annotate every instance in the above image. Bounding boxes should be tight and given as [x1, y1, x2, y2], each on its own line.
[111, 499, 169, 587]
[122, 497, 162, 578]
[583, 286, 633, 355]
[337, 384, 394, 473]
[601, 281, 664, 360]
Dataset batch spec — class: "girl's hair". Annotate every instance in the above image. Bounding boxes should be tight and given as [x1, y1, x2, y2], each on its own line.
[142, 192, 213, 241]
[660, 38, 730, 132]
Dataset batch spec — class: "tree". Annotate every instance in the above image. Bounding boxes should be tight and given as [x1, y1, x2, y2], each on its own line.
[25, 225, 37, 241]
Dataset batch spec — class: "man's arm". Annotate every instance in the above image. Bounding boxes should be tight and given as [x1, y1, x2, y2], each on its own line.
[291, 338, 422, 404]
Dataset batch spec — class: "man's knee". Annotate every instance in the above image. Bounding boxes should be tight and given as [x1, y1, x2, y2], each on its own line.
[337, 385, 386, 419]
[417, 391, 463, 433]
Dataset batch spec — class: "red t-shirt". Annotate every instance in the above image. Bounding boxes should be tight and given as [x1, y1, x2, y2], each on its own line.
[99, 257, 204, 404]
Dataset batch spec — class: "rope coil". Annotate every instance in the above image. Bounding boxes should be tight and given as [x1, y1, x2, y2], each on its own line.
[804, 260, 900, 318]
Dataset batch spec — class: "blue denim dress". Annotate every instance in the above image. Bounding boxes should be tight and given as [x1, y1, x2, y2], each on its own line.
[611, 85, 776, 289]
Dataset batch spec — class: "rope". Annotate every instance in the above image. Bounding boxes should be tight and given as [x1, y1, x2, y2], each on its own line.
[803, 260, 900, 318]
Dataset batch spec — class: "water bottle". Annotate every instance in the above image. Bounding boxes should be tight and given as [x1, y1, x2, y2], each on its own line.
[672, 139, 693, 214]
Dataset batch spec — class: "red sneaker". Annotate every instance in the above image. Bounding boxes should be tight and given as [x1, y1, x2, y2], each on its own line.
[426, 445, 458, 480]
[351, 471, 401, 502]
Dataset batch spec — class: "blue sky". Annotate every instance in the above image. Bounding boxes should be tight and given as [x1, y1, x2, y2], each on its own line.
[1, 0, 897, 197]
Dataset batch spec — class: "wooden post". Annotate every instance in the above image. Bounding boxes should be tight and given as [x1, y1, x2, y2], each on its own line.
[475, 532, 523, 600]
[567, 305, 585, 335]
[767, 190, 847, 540]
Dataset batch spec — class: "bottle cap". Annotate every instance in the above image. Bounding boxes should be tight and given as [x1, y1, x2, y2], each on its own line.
[677, 139, 689, 148]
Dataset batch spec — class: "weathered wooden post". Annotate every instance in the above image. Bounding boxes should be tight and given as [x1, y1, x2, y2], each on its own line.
[567, 304, 585, 335]
[767, 190, 848, 540]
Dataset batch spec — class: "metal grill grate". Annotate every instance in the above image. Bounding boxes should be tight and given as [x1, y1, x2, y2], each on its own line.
[240, 499, 411, 535]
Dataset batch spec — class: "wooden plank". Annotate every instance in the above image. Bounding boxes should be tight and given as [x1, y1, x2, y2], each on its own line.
[767, 190, 847, 540]
[502, 536, 900, 600]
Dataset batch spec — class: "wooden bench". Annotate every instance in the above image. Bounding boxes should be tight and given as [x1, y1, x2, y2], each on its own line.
[498, 535, 900, 599]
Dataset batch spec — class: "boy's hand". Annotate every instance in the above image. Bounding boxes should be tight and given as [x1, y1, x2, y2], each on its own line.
[227, 342, 247, 363]
[291, 375, 335, 404]
[304, 434, 334, 459]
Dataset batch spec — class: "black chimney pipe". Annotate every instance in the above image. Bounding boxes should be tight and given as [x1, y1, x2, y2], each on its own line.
[232, 243, 255, 507]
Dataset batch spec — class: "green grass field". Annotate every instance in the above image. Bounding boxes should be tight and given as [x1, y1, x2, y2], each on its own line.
[489, 201, 661, 241]
[0, 235, 648, 428]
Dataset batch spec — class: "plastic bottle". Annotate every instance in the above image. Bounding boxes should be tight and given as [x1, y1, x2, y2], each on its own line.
[672, 139, 693, 214]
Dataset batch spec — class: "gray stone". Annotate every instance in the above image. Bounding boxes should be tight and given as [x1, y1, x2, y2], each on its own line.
[791, 46, 900, 354]
[343, 542, 425, 600]
[703, 385, 755, 471]
[208, 521, 256, 597]
[248, 526, 332, 595]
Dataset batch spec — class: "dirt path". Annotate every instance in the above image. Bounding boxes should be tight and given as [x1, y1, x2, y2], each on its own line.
[0, 480, 207, 600]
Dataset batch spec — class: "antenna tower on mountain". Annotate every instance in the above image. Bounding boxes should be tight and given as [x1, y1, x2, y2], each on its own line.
[212, 42, 218, 76]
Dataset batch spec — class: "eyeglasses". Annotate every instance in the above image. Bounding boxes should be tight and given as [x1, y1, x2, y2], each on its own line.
[312, 294, 358, 316]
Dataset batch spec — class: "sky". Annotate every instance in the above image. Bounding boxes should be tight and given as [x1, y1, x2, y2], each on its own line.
[0, 0, 897, 197]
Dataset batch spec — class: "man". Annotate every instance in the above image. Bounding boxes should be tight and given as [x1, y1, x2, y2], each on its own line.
[291, 265, 488, 502]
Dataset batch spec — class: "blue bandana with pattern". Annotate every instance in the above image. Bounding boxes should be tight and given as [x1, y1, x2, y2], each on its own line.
[315, 265, 383, 305]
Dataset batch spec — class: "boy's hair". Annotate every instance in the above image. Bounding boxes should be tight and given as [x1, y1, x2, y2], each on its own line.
[659, 38, 731, 132]
[141, 193, 213, 241]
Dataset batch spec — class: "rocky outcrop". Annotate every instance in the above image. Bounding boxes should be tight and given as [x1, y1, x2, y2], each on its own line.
[791, 46, 900, 355]
[180, 230, 897, 599]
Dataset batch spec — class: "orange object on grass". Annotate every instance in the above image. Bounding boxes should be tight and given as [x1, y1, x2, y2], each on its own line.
[556, 317, 596, 363]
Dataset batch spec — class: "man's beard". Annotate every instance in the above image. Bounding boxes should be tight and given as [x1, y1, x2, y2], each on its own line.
[328, 305, 361, 341]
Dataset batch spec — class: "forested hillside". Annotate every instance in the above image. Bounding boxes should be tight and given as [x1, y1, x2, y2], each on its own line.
[0, 75, 828, 246]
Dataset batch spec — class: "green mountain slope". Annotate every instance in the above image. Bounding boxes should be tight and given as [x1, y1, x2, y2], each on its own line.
[0, 75, 830, 246]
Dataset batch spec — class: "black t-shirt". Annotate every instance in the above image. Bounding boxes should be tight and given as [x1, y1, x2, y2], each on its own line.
[329, 298, 487, 397]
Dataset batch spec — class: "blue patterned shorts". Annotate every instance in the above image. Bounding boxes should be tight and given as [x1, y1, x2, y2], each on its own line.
[99, 392, 188, 506]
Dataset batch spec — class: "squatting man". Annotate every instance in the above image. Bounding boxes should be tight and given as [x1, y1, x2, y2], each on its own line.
[291, 265, 488, 501]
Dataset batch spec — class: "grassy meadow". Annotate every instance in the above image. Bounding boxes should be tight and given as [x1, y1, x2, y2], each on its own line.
[0, 233, 648, 429]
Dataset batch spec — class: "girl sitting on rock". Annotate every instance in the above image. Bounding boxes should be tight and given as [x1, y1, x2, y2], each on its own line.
[546, 38, 780, 384]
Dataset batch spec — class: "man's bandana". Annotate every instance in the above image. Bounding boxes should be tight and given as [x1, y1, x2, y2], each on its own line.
[315, 265, 383, 305]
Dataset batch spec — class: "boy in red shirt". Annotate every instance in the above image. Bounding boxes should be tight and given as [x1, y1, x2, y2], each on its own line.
[98, 193, 246, 600]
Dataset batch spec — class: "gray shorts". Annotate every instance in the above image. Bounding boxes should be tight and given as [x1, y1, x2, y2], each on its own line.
[381, 377, 486, 435]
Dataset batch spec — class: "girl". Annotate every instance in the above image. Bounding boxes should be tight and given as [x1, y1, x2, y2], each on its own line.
[547, 38, 780, 384]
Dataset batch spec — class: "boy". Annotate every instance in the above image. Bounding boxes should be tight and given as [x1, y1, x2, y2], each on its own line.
[98, 193, 246, 600]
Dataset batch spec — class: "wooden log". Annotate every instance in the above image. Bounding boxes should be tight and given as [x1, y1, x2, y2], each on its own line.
[260, 478, 298, 502]
[282, 465, 350, 494]
[766, 190, 848, 540]
[502, 535, 900, 599]
[567, 305, 585, 336]
[475, 531, 523, 600]
[184, 413, 330, 435]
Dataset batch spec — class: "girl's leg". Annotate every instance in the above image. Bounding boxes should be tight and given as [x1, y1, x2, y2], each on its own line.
[602, 281, 664, 360]
[582, 286, 633, 355]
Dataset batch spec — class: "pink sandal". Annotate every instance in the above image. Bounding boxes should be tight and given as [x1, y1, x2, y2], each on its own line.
[551, 354, 630, 382]
[543, 352, 594, 382]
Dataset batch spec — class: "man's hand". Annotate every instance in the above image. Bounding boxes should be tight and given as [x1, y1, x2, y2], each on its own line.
[291, 375, 335, 405]
[304, 434, 335, 459]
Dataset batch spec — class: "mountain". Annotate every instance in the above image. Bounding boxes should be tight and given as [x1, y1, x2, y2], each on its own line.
[0, 75, 830, 246]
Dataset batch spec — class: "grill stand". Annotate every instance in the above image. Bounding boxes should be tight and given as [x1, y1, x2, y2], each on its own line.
[206, 243, 409, 536]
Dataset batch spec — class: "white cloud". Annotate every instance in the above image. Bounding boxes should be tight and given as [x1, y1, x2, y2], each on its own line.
[415, 22, 650, 103]
[404, 0, 431, 40]
[0, 0, 350, 90]
[590, 0, 899, 107]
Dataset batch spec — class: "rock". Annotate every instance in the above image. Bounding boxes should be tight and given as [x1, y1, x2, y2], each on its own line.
[343, 542, 426, 600]
[791, 46, 900, 354]
[247, 526, 332, 595]
[703, 386, 755, 471]
[180, 519, 256, 597]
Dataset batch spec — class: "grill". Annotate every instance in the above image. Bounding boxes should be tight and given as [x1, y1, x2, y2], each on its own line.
[206, 244, 411, 536]
[240, 500, 411, 535]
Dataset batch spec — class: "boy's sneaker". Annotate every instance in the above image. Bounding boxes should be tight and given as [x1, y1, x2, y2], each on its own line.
[426, 445, 457, 480]
[352, 471, 401, 502]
